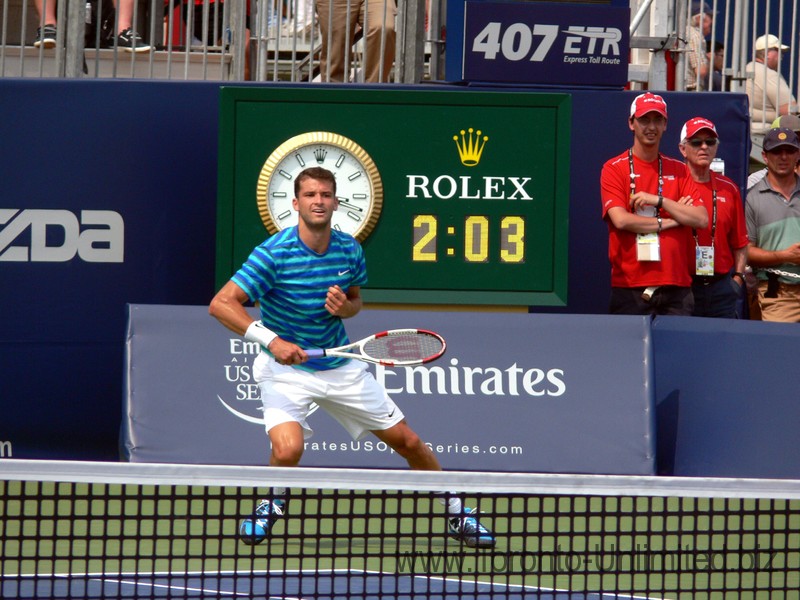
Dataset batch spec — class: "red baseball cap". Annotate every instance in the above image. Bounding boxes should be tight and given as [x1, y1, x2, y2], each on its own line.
[630, 92, 668, 119]
[680, 117, 718, 141]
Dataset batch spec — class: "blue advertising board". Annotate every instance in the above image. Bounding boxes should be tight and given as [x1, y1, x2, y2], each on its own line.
[652, 317, 800, 479]
[461, 1, 630, 86]
[123, 305, 656, 475]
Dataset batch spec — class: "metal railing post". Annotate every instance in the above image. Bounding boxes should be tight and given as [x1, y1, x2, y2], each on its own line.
[230, 0, 247, 81]
[395, 0, 425, 83]
[65, 0, 87, 77]
[427, 0, 445, 81]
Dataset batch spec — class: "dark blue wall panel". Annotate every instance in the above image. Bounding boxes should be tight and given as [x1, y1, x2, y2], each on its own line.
[653, 317, 800, 479]
[0, 79, 758, 474]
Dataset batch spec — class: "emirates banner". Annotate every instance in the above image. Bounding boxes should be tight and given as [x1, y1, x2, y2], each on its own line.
[123, 304, 655, 475]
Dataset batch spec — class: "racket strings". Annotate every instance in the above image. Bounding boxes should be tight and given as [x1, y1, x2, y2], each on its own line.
[363, 333, 444, 362]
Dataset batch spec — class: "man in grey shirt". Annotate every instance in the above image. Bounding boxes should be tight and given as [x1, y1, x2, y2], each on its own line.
[745, 128, 800, 322]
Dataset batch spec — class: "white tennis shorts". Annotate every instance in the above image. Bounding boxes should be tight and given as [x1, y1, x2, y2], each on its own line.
[252, 352, 405, 440]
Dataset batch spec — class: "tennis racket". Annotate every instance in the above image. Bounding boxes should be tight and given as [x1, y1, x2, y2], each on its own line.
[305, 329, 446, 366]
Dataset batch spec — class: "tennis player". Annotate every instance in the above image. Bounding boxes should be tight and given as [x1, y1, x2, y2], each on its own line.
[209, 166, 495, 548]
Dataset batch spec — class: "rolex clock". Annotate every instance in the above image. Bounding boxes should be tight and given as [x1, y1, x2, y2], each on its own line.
[256, 131, 383, 242]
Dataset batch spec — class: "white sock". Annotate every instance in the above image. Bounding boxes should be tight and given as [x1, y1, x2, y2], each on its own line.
[436, 493, 463, 516]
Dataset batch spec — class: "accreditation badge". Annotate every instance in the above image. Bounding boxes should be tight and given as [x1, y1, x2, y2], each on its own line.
[696, 246, 714, 276]
[637, 232, 661, 261]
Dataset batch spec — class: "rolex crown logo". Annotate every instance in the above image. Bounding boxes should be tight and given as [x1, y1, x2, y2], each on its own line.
[453, 128, 489, 167]
[314, 147, 328, 163]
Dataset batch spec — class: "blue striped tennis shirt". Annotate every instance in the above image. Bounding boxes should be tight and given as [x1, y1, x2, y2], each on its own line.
[232, 226, 368, 371]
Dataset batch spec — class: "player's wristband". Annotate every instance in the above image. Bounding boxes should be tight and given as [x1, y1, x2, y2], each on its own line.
[244, 321, 278, 350]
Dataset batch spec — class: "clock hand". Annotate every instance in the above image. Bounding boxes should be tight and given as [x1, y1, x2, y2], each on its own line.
[337, 198, 364, 212]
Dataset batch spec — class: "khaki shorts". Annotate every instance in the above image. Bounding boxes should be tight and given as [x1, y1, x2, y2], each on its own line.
[252, 352, 404, 440]
[757, 280, 800, 323]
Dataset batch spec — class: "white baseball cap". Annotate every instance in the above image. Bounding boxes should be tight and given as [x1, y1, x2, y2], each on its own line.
[755, 34, 789, 52]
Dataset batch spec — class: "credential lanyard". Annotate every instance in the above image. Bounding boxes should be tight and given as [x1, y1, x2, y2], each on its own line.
[693, 174, 717, 249]
[628, 149, 662, 216]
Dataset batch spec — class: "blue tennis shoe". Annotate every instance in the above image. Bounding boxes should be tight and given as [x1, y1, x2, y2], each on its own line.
[239, 498, 286, 545]
[448, 507, 495, 548]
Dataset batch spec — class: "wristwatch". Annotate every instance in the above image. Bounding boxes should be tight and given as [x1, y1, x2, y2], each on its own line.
[256, 131, 384, 242]
[733, 272, 746, 281]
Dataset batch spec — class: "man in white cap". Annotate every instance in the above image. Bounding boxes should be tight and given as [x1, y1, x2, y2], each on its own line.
[745, 127, 800, 322]
[678, 117, 748, 318]
[600, 93, 708, 315]
[745, 35, 799, 136]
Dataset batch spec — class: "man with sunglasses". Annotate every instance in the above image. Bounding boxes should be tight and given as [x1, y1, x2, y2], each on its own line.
[678, 118, 748, 318]
[745, 128, 800, 322]
[601, 93, 708, 315]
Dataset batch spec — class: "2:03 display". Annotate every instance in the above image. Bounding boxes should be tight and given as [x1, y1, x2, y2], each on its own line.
[412, 215, 526, 263]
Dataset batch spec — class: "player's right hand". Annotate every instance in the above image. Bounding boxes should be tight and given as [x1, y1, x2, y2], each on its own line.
[269, 338, 308, 365]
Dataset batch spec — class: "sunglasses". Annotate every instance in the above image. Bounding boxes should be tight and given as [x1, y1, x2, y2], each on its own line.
[686, 138, 719, 148]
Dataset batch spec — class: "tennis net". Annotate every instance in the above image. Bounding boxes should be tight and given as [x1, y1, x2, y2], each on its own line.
[1, 459, 799, 599]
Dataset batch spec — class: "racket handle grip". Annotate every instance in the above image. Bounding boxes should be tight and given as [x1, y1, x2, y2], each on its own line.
[305, 349, 325, 359]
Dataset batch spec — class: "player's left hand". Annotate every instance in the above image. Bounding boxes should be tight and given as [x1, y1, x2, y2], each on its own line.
[325, 285, 349, 317]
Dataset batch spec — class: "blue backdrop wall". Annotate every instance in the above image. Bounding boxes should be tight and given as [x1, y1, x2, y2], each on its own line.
[2, 78, 775, 477]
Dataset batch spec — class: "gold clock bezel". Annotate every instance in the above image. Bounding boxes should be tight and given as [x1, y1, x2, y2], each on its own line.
[256, 131, 384, 242]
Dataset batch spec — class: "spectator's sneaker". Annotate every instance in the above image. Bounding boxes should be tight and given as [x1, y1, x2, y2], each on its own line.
[116, 28, 151, 53]
[448, 507, 496, 548]
[238, 499, 286, 545]
[34, 24, 57, 49]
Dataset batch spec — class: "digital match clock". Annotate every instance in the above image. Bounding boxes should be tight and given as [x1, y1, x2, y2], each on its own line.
[412, 215, 525, 263]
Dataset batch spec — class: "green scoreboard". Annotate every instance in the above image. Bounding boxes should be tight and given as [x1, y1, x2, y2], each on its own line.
[216, 87, 571, 306]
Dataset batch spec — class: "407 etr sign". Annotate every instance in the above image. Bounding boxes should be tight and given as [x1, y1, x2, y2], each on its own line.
[462, 1, 630, 87]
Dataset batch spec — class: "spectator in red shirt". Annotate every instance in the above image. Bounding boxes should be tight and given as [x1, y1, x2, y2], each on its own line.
[600, 93, 708, 315]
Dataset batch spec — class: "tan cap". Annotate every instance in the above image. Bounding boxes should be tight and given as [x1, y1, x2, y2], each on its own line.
[755, 34, 789, 52]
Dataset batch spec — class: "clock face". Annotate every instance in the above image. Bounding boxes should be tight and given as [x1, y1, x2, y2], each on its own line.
[256, 132, 383, 242]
